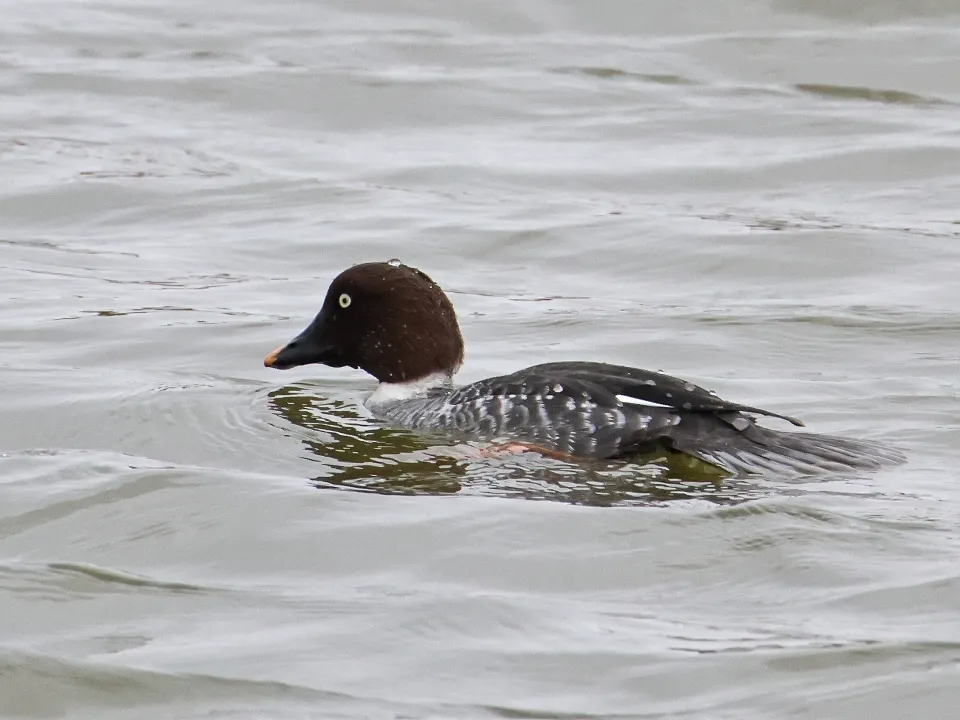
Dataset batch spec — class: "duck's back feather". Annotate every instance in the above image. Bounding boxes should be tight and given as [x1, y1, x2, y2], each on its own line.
[373, 361, 904, 474]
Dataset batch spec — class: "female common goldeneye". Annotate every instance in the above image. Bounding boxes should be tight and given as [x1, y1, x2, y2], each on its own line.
[264, 260, 904, 475]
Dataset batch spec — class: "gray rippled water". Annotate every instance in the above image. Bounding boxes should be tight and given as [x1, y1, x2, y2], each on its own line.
[2, 0, 960, 718]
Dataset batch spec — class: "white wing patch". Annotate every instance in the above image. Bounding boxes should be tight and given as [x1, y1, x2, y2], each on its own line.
[615, 394, 673, 409]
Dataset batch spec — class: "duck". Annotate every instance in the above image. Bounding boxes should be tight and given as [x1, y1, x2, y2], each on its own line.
[264, 260, 904, 474]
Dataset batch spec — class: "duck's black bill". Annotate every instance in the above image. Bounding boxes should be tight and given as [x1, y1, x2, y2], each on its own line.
[264, 328, 341, 370]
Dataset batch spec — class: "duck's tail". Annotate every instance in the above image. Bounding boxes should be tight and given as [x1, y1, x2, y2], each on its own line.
[667, 415, 905, 475]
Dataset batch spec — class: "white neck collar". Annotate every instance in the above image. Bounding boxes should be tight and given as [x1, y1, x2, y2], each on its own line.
[365, 370, 452, 408]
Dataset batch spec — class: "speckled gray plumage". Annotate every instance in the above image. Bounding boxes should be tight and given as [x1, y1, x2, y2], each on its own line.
[367, 362, 904, 472]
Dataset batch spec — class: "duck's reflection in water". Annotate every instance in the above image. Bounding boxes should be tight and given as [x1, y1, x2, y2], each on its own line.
[267, 384, 778, 507]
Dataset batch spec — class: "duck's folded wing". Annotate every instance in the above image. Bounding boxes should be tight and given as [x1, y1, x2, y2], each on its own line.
[447, 364, 904, 472]
[522, 361, 804, 427]
[442, 371, 675, 458]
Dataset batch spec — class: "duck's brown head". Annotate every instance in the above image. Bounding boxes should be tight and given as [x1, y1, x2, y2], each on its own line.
[264, 260, 464, 383]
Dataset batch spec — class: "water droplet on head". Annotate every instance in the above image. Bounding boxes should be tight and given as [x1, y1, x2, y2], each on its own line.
[387, 258, 403, 267]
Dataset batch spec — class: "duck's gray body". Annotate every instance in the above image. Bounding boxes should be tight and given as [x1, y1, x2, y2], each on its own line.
[367, 361, 903, 474]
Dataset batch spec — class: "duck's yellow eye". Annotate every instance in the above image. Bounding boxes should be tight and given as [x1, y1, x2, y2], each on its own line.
[338, 293, 352, 308]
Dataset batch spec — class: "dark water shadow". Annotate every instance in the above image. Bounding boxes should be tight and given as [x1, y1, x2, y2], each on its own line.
[266, 385, 786, 508]
[551, 66, 699, 86]
[795, 82, 953, 107]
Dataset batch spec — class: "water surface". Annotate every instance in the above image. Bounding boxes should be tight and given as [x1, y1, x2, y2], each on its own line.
[2, 0, 960, 718]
